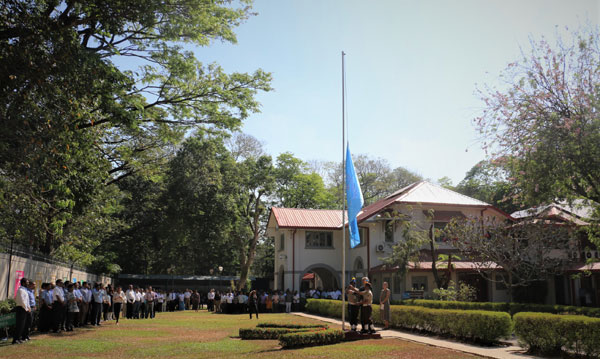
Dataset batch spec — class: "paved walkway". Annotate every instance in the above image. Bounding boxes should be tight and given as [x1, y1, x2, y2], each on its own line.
[293, 312, 540, 359]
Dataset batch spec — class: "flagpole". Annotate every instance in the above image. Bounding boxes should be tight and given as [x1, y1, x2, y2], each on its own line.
[341, 50, 346, 331]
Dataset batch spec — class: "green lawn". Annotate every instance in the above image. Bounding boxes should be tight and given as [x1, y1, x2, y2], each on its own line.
[0, 311, 477, 358]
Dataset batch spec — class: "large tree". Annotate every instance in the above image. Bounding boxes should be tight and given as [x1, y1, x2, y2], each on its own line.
[475, 30, 600, 208]
[0, 0, 271, 259]
[445, 217, 576, 302]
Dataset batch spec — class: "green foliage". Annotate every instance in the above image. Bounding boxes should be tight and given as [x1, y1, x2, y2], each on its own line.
[433, 281, 477, 302]
[0, 0, 271, 261]
[239, 327, 314, 340]
[279, 329, 344, 349]
[0, 299, 16, 314]
[256, 322, 328, 329]
[454, 160, 519, 214]
[397, 299, 600, 318]
[306, 299, 512, 344]
[514, 312, 600, 357]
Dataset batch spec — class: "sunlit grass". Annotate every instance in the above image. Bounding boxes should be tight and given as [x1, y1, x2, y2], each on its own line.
[0, 311, 477, 359]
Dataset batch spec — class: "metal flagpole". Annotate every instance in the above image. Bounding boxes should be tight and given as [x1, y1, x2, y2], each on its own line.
[341, 50, 346, 331]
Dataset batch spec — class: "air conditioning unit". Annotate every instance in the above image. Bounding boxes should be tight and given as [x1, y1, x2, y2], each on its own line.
[375, 244, 385, 252]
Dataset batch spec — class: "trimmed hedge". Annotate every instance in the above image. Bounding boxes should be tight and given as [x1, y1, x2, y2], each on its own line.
[0, 299, 15, 315]
[279, 329, 345, 349]
[239, 327, 315, 339]
[514, 312, 600, 357]
[396, 299, 600, 317]
[256, 322, 327, 329]
[307, 299, 512, 344]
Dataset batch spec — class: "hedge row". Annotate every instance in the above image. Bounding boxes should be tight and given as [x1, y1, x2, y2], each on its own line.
[397, 299, 600, 317]
[239, 327, 316, 339]
[279, 329, 345, 349]
[514, 312, 600, 357]
[0, 299, 15, 315]
[306, 299, 512, 344]
[256, 322, 327, 329]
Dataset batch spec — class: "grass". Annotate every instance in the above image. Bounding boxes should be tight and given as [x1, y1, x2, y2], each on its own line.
[0, 311, 478, 358]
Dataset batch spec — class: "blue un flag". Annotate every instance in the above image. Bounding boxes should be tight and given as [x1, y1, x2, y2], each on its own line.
[345, 144, 364, 248]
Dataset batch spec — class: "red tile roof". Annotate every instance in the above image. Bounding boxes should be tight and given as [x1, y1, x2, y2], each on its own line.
[270, 207, 344, 229]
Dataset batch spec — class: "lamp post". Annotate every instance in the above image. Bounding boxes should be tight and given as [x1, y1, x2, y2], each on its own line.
[218, 266, 223, 290]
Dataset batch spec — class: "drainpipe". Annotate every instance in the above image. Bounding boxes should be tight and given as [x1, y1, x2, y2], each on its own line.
[292, 229, 296, 292]
[367, 227, 371, 276]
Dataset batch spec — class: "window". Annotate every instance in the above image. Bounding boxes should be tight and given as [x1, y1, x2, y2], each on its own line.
[305, 231, 333, 248]
[433, 222, 448, 242]
[347, 227, 368, 247]
[279, 233, 285, 251]
[384, 220, 394, 242]
[393, 275, 402, 294]
[411, 276, 428, 291]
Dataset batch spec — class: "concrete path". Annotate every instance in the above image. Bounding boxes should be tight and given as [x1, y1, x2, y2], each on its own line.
[293, 312, 541, 359]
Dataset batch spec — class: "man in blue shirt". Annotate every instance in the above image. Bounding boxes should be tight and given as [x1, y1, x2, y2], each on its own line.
[91, 283, 104, 326]
[39, 283, 53, 332]
[21, 281, 36, 341]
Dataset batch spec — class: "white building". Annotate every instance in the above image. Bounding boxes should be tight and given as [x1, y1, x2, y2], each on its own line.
[267, 181, 511, 301]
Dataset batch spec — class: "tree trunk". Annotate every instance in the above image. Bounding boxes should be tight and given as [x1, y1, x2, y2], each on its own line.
[236, 197, 262, 291]
[507, 272, 513, 303]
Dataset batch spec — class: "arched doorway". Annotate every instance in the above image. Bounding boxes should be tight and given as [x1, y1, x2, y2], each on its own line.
[299, 264, 340, 293]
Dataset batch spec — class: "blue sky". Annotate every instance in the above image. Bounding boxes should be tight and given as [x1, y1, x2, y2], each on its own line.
[184, 0, 598, 184]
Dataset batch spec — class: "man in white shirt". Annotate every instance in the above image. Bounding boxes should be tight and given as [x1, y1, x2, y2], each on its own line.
[207, 289, 215, 312]
[13, 278, 30, 344]
[184, 289, 192, 310]
[125, 285, 136, 319]
[79, 282, 92, 325]
[52, 279, 65, 332]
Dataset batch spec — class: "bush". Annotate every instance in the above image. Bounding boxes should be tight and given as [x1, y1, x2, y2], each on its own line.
[393, 299, 600, 317]
[239, 327, 314, 340]
[514, 312, 600, 357]
[256, 322, 327, 329]
[306, 299, 512, 344]
[0, 299, 16, 315]
[279, 329, 344, 349]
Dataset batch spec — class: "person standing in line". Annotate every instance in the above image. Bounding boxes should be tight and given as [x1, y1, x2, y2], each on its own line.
[191, 290, 200, 312]
[91, 283, 104, 326]
[346, 278, 360, 332]
[13, 278, 30, 344]
[103, 285, 112, 321]
[112, 286, 126, 325]
[66, 284, 79, 331]
[184, 289, 191, 310]
[145, 287, 155, 319]
[285, 289, 293, 313]
[21, 280, 36, 341]
[52, 279, 65, 333]
[380, 281, 391, 330]
[292, 290, 300, 312]
[125, 285, 136, 319]
[39, 283, 52, 332]
[72, 282, 82, 327]
[178, 291, 185, 311]
[207, 289, 215, 312]
[79, 282, 91, 325]
[272, 291, 280, 313]
[134, 288, 143, 319]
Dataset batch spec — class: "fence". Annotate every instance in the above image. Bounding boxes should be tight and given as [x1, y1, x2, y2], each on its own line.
[0, 249, 112, 301]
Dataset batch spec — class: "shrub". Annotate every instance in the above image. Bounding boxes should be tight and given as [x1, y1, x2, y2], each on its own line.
[279, 329, 344, 349]
[306, 299, 512, 344]
[392, 299, 600, 318]
[433, 281, 478, 302]
[514, 312, 600, 357]
[256, 322, 327, 329]
[0, 299, 16, 315]
[239, 327, 314, 340]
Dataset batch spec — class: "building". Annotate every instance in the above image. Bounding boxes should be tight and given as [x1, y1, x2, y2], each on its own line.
[267, 181, 511, 302]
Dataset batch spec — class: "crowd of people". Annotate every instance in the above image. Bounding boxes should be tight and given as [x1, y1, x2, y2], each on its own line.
[10, 275, 374, 345]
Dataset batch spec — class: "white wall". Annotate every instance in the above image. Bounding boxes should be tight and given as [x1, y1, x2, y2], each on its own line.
[1, 252, 113, 300]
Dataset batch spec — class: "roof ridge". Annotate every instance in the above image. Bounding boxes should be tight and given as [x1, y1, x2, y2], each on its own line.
[272, 207, 342, 212]
[404, 180, 490, 206]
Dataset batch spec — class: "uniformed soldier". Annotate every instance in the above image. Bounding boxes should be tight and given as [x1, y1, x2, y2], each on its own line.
[346, 278, 360, 331]
[357, 281, 375, 334]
